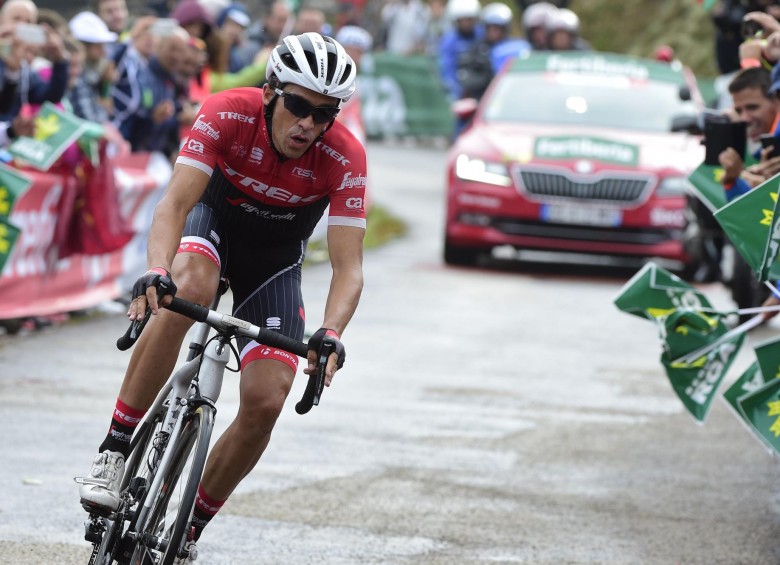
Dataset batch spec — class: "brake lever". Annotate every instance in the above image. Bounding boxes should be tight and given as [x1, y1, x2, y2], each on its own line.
[295, 341, 334, 415]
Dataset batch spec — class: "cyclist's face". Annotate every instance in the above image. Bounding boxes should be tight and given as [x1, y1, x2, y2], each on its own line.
[264, 84, 339, 159]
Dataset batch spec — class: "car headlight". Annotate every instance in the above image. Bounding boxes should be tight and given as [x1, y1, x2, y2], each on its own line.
[454, 154, 512, 187]
[656, 176, 693, 197]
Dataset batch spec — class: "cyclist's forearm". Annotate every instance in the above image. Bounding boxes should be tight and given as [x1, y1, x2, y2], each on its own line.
[146, 200, 189, 271]
[322, 266, 363, 335]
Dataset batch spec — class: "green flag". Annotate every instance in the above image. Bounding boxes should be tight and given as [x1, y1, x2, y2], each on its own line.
[9, 102, 87, 171]
[724, 334, 780, 414]
[755, 334, 780, 380]
[660, 310, 745, 422]
[0, 163, 31, 219]
[77, 121, 105, 167]
[714, 173, 780, 281]
[614, 261, 713, 321]
[737, 377, 780, 454]
[0, 216, 20, 274]
[687, 162, 727, 213]
[723, 361, 763, 415]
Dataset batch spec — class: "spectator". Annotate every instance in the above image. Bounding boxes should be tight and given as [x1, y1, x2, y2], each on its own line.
[424, 0, 448, 56]
[481, 2, 530, 73]
[0, 0, 70, 122]
[247, 0, 290, 50]
[216, 3, 253, 72]
[380, 0, 430, 55]
[521, 0, 556, 50]
[197, 0, 230, 21]
[335, 24, 371, 144]
[293, 6, 327, 34]
[96, 0, 129, 39]
[172, 0, 270, 93]
[438, 0, 483, 101]
[545, 7, 589, 50]
[68, 11, 117, 124]
[36, 8, 68, 39]
[719, 66, 780, 201]
[112, 24, 189, 156]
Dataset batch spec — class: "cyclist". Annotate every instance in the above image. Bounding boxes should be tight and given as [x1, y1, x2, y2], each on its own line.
[77, 32, 366, 557]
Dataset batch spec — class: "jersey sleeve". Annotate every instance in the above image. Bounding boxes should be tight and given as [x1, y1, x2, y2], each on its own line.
[326, 135, 368, 229]
[175, 91, 235, 176]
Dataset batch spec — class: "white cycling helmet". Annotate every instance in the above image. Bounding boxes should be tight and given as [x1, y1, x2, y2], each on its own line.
[335, 25, 373, 52]
[545, 7, 579, 33]
[447, 0, 481, 21]
[522, 1, 557, 29]
[481, 2, 513, 26]
[266, 32, 357, 106]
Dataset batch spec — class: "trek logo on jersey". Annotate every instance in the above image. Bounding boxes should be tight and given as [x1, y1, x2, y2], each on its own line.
[346, 197, 363, 209]
[224, 166, 321, 203]
[193, 114, 220, 140]
[315, 141, 350, 166]
[292, 166, 316, 179]
[186, 139, 204, 154]
[337, 172, 366, 190]
[249, 147, 264, 163]
[217, 111, 256, 124]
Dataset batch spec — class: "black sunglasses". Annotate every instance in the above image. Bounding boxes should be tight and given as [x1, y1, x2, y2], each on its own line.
[274, 88, 340, 124]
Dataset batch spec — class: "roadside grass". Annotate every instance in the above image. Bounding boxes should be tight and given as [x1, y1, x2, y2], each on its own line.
[305, 204, 407, 263]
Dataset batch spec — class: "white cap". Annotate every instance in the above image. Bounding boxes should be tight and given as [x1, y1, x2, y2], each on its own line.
[69, 11, 118, 44]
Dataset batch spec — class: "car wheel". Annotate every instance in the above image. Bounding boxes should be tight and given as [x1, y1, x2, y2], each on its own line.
[443, 239, 481, 266]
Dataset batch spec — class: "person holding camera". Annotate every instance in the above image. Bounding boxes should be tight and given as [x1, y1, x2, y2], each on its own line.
[718, 66, 780, 200]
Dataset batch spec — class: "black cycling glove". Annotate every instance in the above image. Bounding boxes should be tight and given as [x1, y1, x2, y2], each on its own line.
[308, 327, 346, 369]
[132, 268, 177, 302]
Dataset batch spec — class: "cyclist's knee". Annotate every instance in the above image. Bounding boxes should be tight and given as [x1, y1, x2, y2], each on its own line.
[171, 254, 220, 306]
[238, 369, 292, 433]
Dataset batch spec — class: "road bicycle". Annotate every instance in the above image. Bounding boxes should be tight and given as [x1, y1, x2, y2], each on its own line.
[78, 289, 329, 565]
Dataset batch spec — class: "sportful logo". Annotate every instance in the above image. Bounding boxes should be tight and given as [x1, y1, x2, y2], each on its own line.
[250, 147, 264, 163]
[217, 112, 256, 124]
[193, 114, 220, 140]
[266, 316, 282, 329]
[337, 172, 367, 190]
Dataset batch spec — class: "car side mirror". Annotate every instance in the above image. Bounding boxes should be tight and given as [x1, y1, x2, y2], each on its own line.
[451, 98, 479, 121]
[671, 114, 701, 134]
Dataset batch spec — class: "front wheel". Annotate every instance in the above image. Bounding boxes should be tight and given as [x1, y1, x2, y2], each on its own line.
[131, 406, 214, 565]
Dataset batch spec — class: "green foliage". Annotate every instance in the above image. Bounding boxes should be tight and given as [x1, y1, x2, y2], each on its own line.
[571, 0, 719, 78]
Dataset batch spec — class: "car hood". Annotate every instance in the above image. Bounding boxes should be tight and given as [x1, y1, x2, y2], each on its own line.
[455, 123, 705, 174]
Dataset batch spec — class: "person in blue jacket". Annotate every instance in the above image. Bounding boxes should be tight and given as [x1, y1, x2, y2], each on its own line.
[438, 0, 484, 102]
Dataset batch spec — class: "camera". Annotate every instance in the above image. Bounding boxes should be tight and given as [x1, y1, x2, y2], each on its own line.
[741, 18, 762, 38]
[760, 133, 780, 159]
[702, 112, 747, 165]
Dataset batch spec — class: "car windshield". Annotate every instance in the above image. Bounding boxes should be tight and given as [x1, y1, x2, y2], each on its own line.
[481, 71, 698, 133]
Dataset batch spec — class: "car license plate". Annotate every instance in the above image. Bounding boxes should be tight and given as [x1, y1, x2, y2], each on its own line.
[540, 204, 622, 227]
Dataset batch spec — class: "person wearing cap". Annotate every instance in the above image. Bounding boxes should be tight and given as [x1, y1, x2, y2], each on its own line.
[216, 2, 254, 72]
[68, 11, 117, 123]
[438, 0, 484, 101]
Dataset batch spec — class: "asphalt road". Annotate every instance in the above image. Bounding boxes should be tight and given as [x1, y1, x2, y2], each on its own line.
[2, 140, 780, 565]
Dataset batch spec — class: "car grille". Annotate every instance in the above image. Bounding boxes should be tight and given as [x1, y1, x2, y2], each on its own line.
[514, 166, 655, 205]
[489, 217, 680, 245]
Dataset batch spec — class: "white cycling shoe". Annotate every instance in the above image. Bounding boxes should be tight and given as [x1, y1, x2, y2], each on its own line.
[76, 450, 125, 512]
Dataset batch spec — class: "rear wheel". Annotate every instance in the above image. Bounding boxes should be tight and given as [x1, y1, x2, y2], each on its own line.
[131, 406, 214, 565]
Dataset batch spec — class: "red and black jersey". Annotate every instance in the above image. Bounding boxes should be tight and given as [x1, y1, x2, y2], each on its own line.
[176, 87, 367, 246]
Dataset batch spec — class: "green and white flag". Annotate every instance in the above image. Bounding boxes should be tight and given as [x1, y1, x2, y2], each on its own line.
[8, 102, 87, 171]
[714, 173, 780, 281]
[614, 261, 713, 322]
[737, 377, 780, 455]
[688, 162, 728, 213]
[0, 216, 20, 274]
[0, 163, 31, 219]
[660, 310, 745, 422]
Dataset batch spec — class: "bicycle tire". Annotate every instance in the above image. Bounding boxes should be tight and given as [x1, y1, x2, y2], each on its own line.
[88, 405, 167, 565]
[130, 405, 214, 565]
